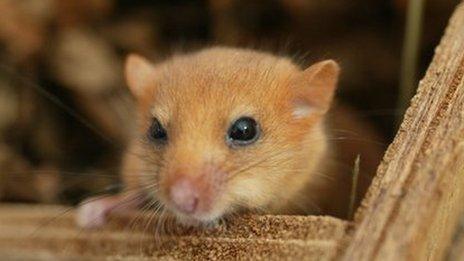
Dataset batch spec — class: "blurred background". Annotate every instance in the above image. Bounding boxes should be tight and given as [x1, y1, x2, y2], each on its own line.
[0, 0, 459, 205]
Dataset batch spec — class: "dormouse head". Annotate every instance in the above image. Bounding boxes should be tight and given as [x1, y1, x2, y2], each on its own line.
[124, 47, 339, 224]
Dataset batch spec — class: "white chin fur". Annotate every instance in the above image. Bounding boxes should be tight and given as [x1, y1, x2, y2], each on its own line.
[173, 210, 223, 227]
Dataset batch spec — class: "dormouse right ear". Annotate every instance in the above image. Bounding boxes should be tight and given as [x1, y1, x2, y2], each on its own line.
[292, 60, 340, 118]
[125, 54, 155, 97]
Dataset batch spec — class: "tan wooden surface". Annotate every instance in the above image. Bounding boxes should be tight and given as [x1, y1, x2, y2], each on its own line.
[342, 2, 464, 260]
[0, 204, 349, 260]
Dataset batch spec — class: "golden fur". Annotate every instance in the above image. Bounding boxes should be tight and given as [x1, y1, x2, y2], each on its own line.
[88, 47, 382, 226]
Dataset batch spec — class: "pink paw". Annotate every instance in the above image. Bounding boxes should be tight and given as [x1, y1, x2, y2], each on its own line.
[76, 193, 143, 229]
[76, 197, 111, 229]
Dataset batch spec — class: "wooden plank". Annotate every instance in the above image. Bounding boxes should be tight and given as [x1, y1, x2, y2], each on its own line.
[0, 204, 349, 260]
[342, 2, 464, 260]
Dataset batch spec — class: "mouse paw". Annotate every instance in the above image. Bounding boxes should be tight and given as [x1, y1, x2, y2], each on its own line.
[76, 197, 111, 229]
[76, 193, 144, 229]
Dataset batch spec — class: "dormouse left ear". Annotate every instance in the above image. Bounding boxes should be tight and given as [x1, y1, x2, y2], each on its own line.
[292, 60, 340, 118]
[125, 53, 156, 98]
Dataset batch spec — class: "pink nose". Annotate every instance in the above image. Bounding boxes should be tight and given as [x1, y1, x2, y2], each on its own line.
[169, 178, 199, 214]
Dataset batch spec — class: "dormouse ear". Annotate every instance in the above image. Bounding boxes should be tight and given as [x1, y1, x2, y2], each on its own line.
[125, 54, 155, 97]
[292, 60, 340, 118]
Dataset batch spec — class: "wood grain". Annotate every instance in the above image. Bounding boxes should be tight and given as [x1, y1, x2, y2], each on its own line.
[0, 204, 349, 260]
[342, 2, 464, 260]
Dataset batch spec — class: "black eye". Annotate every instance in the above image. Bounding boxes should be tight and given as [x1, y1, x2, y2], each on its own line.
[147, 118, 167, 143]
[227, 117, 260, 146]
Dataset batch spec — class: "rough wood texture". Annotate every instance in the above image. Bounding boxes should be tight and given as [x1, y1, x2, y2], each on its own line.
[342, 2, 464, 260]
[0, 204, 349, 260]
